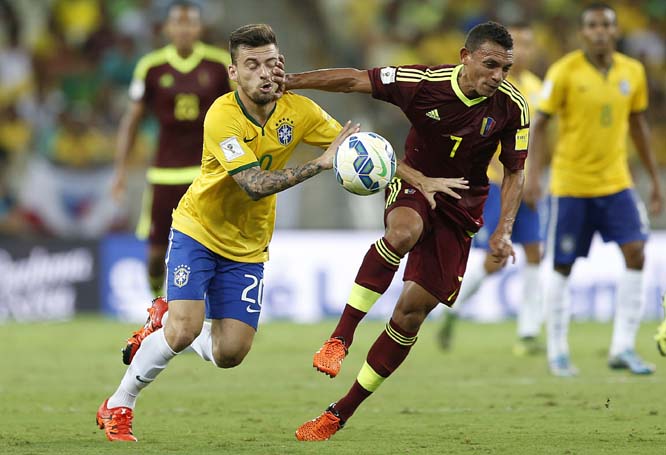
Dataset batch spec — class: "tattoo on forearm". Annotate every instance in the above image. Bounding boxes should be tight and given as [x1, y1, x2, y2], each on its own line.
[236, 163, 323, 200]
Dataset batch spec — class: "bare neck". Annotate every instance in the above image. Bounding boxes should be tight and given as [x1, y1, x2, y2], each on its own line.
[457, 67, 481, 98]
[174, 45, 195, 59]
[584, 50, 614, 73]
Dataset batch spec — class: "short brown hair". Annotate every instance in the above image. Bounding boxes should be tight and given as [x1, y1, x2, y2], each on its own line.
[229, 24, 278, 63]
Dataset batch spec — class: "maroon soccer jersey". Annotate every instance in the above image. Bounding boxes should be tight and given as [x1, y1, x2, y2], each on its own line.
[369, 64, 529, 230]
[130, 43, 232, 168]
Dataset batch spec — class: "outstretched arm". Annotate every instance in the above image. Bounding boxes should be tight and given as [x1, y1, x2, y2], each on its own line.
[286, 68, 372, 93]
[396, 161, 469, 209]
[629, 111, 663, 216]
[231, 122, 360, 200]
[489, 168, 524, 266]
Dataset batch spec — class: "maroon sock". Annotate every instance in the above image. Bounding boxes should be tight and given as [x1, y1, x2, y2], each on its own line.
[335, 319, 417, 421]
[330, 304, 366, 347]
[330, 238, 402, 347]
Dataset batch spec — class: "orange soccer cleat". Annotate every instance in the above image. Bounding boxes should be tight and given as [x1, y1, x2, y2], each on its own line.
[295, 405, 345, 441]
[96, 399, 137, 442]
[313, 337, 348, 378]
[122, 296, 168, 365]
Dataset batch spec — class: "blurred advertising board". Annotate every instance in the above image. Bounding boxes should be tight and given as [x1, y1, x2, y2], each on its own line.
[99, 234, 153, 322]
[0, 238, 98, 322]
[99, 231, 666, 324]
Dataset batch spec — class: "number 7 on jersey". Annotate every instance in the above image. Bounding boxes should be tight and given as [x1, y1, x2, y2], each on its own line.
[449, 135, 463, 158]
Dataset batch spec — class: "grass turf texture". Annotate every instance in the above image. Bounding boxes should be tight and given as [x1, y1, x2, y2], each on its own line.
[1, 317, 664, 454]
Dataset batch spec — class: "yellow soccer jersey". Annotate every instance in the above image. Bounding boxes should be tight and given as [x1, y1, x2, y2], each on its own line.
[538, 50, 648, 197]
[487, 69, 542, 183]
[172, 91, 341, 262]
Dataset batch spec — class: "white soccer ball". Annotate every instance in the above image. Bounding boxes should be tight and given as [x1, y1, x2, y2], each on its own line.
[334, 132, 396, 196]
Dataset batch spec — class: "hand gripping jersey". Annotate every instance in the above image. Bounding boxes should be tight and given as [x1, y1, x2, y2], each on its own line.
[369, 64, 529, 230]
[172, 92, 341, 262]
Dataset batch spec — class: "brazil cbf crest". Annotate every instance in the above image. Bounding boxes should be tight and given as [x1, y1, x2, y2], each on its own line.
[619, 79, 630, 96]
[275, 117, 294, 145]
[174, 264, 191, 288]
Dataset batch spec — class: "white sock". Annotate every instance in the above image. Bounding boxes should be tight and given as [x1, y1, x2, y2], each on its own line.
[610, 269, 644, 357]
[189, 321, 217, 365]
[453, 265, 488, 313]
[545, 269, 569, 361]
[517, 264, 542, 338]
[108, 329, 177, 409]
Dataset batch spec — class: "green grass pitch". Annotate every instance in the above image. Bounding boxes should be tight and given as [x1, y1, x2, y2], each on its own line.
[1, 317, 664, 454]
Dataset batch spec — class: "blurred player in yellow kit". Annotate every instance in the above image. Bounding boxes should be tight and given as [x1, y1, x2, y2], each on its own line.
[112, 1, 232, 297]
[438, 22, 545, 355]
[528, 3, 663, 376]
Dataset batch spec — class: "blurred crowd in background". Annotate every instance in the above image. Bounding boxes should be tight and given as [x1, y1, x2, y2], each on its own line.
[1, 0, 665, 239]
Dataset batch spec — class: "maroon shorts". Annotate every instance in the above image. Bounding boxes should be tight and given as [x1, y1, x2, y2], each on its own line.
[148, 183, 190, 246]
[384, 179, 473, 306]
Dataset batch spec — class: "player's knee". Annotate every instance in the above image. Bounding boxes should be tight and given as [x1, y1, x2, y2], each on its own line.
[393, 311, 425, 333]
[165, 322, 201, 352]
[393, 304, 435, 332]
[385, 225, 420, 254]
[212, 351, 247, 369]
[523, 244, 542, 264]
[623, 244, 645, 269]
[211, 341, 251, 369]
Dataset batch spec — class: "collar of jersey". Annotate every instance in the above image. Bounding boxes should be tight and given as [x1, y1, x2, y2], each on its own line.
[451, 64, 487, 107]
[234, 90, 277, 130]
[165, 42, 205, 74]
[581, 50, 616, 78]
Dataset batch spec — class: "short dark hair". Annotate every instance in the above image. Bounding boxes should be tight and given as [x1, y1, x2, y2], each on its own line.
[580, 2, 616, 25]
[166, 0, 201, 16]
[465, 21, 513, 52]
[229, 24, 278, 64]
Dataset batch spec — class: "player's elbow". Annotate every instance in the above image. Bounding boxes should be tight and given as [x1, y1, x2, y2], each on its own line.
[236, 179, 266, 201]
[244, 187, 264, 201]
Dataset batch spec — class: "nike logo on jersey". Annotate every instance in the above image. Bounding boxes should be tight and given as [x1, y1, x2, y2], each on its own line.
[135, 375, 153, 384]
[426, 109, 440, 121]
[246, 305, 261, 314]
[244, 135, 257, 143]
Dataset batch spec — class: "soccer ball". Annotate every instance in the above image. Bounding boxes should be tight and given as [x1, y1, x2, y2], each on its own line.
[334, 132, 396, 196]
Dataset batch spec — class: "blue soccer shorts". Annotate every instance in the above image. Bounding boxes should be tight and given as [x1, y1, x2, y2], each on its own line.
[164, 228, 264, 329]
[474, 183, 542, 250]
[546, 188, 649, 267]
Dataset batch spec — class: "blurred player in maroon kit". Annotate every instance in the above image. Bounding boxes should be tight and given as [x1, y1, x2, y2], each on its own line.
[111, 1, 231, 296]
[285, 21, 529, 440]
